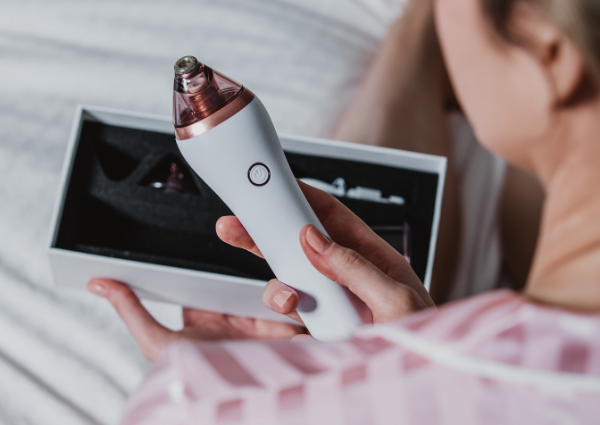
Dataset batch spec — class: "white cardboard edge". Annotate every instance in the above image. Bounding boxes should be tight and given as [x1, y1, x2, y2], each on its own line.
[47, 105, 85, 250]
[427, 156, 446, 289]
[47, 248, 296, 324]
[48, 105, 446, 317]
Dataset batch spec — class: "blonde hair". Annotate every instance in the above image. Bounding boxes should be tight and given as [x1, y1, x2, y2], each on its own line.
[482, 0, 600, 85]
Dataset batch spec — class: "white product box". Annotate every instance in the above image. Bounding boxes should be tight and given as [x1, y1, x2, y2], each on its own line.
[48, 106, 446, 323]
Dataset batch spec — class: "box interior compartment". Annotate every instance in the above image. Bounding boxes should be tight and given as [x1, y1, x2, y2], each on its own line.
[54, 119, 438, 283]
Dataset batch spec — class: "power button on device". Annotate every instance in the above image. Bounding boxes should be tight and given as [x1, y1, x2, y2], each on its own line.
[248, 163, 271, 186]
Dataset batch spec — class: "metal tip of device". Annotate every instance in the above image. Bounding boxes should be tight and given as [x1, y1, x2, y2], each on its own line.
[174, 56, 199, 75]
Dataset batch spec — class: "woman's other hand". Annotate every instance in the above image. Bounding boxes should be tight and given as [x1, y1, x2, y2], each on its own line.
[87, 278, 304, 362]
[217, 181, 435, 326]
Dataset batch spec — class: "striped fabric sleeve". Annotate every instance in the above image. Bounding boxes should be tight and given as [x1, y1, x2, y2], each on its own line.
[120, 290, 600, 425]
[121, 336, 397, 425]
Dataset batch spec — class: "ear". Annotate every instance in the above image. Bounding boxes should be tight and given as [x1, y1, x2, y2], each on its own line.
[511, 3, 586, 104]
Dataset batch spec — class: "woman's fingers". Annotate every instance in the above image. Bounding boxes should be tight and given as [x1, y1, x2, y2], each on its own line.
[216, 182, 405, 281]
[215, 182, 425, 298]
[299, 183, 409, 272]
[216, 216, 264, 258]
[262, 279, 304, 324]
[180, 309, 303, 340]
[299, 181, 431, 302]
[216, 218, 304, 324]
[215, 181, 433, 321]
[87, 278, 175, 362]
[300, 225, 433, 321]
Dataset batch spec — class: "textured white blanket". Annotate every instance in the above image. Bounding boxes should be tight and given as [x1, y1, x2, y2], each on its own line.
[0, 0, 503, 423]
[0, 1, 405, 423]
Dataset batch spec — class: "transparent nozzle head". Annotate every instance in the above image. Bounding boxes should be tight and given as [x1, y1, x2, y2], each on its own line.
[173, 56, 244, 128]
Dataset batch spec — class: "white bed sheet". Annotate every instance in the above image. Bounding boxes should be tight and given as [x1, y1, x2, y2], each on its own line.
[0, 1, 502, 423]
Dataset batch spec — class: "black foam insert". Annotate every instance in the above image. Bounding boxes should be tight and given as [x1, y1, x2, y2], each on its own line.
[55, 119, 438, 283]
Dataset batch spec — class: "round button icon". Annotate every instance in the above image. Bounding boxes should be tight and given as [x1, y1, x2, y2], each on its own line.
[248, 163, 271, 186]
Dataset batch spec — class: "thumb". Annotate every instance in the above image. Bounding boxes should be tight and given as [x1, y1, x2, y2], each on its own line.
[299, 225, 428, 322]
[87, 278, 175, 362]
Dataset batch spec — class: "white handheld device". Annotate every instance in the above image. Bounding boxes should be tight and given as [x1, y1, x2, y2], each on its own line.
[172, 56, 363, 340]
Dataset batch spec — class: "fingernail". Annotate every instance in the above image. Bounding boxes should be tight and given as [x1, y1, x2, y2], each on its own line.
[305, 225, 331, 253]
[274, 291, 293, 308]
[87, 279, 108, 297]
[291, 334, 314, 342]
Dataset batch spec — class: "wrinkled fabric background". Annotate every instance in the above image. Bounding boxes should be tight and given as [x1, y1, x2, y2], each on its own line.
[0, 1, 405, 423]
[0, 0, 503, 423]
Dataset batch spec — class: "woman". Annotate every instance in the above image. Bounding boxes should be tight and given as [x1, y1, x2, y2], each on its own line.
[90, 0, 600, 422]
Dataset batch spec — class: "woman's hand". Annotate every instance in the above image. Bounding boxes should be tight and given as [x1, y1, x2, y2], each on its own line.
[217, 181, 435, 326]
[86, 278, 304, 362]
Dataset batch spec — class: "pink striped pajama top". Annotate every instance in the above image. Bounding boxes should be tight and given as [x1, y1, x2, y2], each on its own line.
[121, 290, 600, 424]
